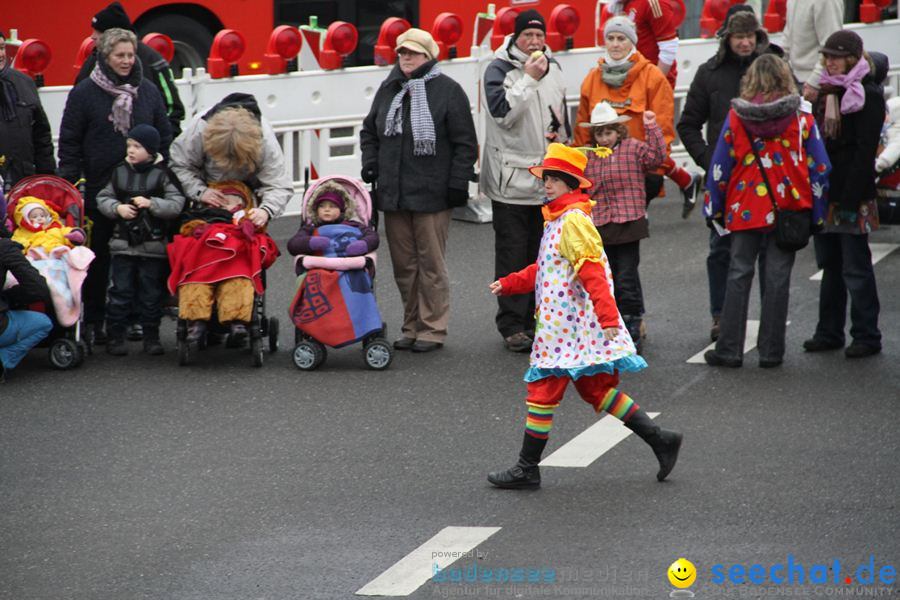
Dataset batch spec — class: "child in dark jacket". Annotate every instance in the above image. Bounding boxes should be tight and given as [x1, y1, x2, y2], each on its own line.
[97, 124, 185, 356]
[287, 181, 378, 273]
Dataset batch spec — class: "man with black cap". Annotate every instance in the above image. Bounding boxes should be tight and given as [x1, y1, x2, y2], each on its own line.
[677, 6, 780, 342]
[75, 1, 185, 137]
[0, 30, 55, 190]
[481, 9, 570, 353]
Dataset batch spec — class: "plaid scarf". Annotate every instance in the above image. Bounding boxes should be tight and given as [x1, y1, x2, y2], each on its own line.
[0, 62, 19, 122]
[89, 58, 141, 135]
[384, 63, 441, 156]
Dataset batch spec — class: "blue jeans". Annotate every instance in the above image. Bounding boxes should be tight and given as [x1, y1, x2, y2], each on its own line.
[812, 232, 881, 348]
[0, 310, 53, 369]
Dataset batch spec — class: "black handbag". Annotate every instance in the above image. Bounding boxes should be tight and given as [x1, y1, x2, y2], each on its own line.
[742, 123, 811, 252]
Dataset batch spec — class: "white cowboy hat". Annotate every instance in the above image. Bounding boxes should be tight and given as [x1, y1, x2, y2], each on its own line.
[578, 101, 632, 128]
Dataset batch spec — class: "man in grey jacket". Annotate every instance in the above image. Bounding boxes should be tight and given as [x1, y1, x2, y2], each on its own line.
[481, 10, 569, 353]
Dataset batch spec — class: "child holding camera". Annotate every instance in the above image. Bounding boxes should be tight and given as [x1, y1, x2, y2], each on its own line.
[97, 124, 185, 355]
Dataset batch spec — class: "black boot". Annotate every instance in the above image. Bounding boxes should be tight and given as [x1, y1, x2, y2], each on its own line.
[186, 320, 207, 343]
[106, 325, 128, 356]
[624, 410, 682, 481]
[488, 433, 547, 489]
[142, 325, 164, 355]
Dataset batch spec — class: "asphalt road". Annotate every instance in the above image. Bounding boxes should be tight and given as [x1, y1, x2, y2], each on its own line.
[2, 188, 898, 600]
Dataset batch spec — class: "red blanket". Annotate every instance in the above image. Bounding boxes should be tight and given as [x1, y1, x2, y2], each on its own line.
[167, 223, 279, 294]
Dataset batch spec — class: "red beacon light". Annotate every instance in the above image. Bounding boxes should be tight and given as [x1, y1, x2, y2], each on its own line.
[142, 33, 174, 63]
[374, 17, 411, 66]
[431, 12, 463, 60]
[15, 38, 52, 87]
[320, 21, 358, 70]
[263, 25, 302, 74]
[491, 7, 520, 50]
[547, 5, 579, 52]
[860, 0, 890, 23]
[74, 37, 95, 71]
[208, 29, 246, 78]
[763, 0, 786, 32]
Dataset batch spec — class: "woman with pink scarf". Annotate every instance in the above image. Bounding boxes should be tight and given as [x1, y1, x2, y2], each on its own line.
[57, 27, 171, 346]
[804, 30, 885, 359]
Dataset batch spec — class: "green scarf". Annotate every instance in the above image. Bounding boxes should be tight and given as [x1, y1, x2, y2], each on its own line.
[601, 62, 632, 88]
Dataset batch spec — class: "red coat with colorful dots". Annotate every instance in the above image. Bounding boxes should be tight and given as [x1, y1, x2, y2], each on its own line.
[704, 106, 831, 232]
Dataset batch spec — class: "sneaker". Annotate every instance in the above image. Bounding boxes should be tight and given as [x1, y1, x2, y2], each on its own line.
[681, 172, 702, 219]
[503, 332, 533, 353]
[845, 342, 881, 359]
[126, 323, 144, 341]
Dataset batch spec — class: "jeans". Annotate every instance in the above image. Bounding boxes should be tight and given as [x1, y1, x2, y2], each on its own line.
[492, 201, 543, 337]
[605, 241, 643, 316]
[707, 229, 767, 318]
[0, 310, 53, 369]
[812, 232, 881, 348]
[715, 231, 795, 363]
[105, 255, 168, 330]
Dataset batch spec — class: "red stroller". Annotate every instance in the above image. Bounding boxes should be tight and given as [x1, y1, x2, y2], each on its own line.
[4, 175, 90, 369]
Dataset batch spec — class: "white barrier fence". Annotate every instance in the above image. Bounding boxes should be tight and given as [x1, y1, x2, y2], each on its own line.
[36, 20, 900, 216]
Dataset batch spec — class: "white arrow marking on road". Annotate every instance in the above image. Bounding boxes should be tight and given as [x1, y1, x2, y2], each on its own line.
[356, 526, 501, 596]
[540, 412, 660, 467]
[810, 243, 898, 281]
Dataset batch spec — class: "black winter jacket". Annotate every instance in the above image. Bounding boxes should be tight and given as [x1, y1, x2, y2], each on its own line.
[76, 43, 185, 137]
[360, 61, 477, 213]
[0, 238, 51, 335]
[57, 73, 172, 207]
[816, 76, 886, 211]
[677, 38, 781, 172]
[0, 67, 55, 187]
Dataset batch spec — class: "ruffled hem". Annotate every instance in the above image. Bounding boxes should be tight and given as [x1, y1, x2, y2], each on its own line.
[523, 354, 648, 382]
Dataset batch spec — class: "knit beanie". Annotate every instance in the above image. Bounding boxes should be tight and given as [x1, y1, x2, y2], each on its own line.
[91, 2, 133, 32]
[312, 190, 346, 213]
[603, 16, 638, 46]
[514, 10, 546, 38]
[127, 124, 161, 156]
[821, 30, 864, 59]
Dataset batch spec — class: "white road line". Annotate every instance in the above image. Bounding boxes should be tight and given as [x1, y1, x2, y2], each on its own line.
[356, 526, 501, 596]
[810, 243, 899, 281]
[540, 412, 660, 467]
[687, 320, 761, 363]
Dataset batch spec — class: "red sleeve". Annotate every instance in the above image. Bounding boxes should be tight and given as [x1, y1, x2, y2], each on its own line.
[498, 263, 537, 295]
[577, 261, 620, 328]
[648, 0, 677, 39]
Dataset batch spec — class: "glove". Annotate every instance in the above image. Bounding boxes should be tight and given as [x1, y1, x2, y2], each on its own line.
[309, 236, 330, 251]
[64, 229, 86, 245]
[361, 166, 378, 184]
[345, 240, 368, 256]
[447, 187, 469, 208]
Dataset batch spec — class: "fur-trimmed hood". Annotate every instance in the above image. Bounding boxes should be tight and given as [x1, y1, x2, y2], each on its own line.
[305, 181, 359, 224]
[731, 94, 801, 138]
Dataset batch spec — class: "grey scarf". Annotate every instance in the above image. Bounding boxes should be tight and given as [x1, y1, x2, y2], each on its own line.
[601, 62, 632, 88]
[89, 58, 141, 135]
[384, 63, 441, 156]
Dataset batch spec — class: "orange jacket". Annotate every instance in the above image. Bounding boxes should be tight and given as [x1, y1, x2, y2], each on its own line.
[574, 52, 675, 161]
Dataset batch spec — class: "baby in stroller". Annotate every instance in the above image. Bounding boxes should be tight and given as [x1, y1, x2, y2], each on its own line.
[287, 177, 392, 370]
[3, 176, 95, 368]
[167, 180, 280, 362]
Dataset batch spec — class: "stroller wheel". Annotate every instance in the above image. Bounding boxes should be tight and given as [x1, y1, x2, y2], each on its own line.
[251, 337, 264, 368]
[49, 338, 80, 370]
[268, 317, 279, 353]
[363, 339, 393, 370]
[177, 340, 192, 366]
[293, 340, 325, 371]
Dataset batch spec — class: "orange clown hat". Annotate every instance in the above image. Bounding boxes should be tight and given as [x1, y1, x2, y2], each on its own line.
[528, 143, 593, 188]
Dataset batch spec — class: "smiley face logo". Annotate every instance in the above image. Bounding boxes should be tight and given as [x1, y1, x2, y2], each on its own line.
[668, 558, 696, 588]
